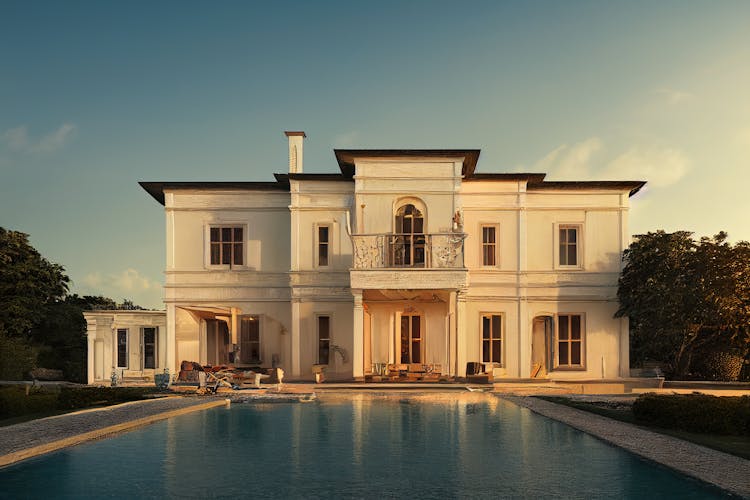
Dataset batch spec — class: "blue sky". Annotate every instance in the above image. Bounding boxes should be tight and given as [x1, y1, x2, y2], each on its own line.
[2, 1, 749, 309]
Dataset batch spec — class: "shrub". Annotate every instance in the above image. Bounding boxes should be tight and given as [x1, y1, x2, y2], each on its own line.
[0, 334, 36, 380]
[56, 387, 156, 410]
[0, 386, 58, 419]
[633, 393, 750, 435]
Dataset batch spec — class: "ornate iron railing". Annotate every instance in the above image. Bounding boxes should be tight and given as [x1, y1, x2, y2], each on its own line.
[351, 233, 466, 269]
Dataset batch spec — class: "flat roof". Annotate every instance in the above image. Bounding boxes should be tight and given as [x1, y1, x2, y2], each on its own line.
[334, 149, 481, 178]
[527, 180, 646, 197]
[139, 181, 287, 205]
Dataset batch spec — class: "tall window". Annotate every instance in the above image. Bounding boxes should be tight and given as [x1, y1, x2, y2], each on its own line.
[318, 315, 330, 364]
[240, 316, 261, 364]
[142, 327, 156, 369]
[210, 226, 244, 266]
[400, 314, 422, 363]
[317, 226, 330, 267]
[482, 314, 502, 364]
[557, 314, 583, 367]
[559, 226, 579, 266]
[482, 226, 497, 266]
[116, 329, 128, 368]
[393, 204, 425, 266]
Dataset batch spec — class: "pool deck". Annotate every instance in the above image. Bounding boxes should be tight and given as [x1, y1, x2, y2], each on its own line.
[0, 396, 227, 468]
[504, 395, 750, 498]
[1, 387, 748, 497]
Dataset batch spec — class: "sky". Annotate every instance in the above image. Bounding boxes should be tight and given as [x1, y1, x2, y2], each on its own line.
[1, 0, 749, 309]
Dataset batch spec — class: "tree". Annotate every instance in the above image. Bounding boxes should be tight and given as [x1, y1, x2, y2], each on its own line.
[0, 228, 69, 338]
[616, 231, 750, 378]
[0, 227, 147, 381]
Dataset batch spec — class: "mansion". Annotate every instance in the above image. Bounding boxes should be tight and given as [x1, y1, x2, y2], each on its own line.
[85, 132, 644, 383]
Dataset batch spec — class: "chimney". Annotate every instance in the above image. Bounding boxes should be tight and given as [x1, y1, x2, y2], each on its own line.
[285, 131, 306, 173]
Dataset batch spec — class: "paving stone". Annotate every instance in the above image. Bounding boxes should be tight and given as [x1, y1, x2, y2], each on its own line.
[503, 395, 750, 498]
[0, 397, 215, 457]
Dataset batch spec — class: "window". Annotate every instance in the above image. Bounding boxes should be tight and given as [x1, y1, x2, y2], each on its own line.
[116, 329, 128, 368]
[210, 226, 244, 266]
[482, 225, 497, 266]
[559, 225, 579, 266]
[400, 314, 422, 363]
[317, 225, 330, 267]
[392, 204, 425, 266]
[142, 327, 157, 369]
[239, 316, 261, 364]
[481, 314, 502, 364]
[557, 314, 584, 368]
[317, 315, 330, 364]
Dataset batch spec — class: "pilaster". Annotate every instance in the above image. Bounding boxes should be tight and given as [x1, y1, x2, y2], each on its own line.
[352, 289, 364, 379]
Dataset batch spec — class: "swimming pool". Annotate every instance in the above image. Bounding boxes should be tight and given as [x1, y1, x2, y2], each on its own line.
[0, 394, 725, 498]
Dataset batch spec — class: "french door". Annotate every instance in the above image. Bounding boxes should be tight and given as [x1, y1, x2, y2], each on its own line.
[400, 314, 422, 364]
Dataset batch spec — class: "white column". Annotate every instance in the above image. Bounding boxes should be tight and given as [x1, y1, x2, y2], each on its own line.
[86, 318, 96, 384]
[291, 299, 301, 377]
[352, 289, 364, 379]
[517, 185, 530, 378]
[456, 289, 467, 377]
[166, 304, 176, 376]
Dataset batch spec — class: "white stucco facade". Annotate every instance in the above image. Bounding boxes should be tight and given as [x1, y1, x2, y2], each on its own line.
[88, 132, 644, 383]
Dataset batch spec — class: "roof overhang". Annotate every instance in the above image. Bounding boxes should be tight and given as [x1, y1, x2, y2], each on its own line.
[139, 181, 288, 205]
[334, 149, 480, 178]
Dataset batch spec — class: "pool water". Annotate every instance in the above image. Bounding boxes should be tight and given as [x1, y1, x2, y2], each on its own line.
[0, 394, 726, 499]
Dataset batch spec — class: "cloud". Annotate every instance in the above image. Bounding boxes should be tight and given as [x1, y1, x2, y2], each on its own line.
[532, 137, 604, 179]
[79, 268, 162, 308]
[1, 123, 77, 155]
[332, 130, 361, 147]
[601, 147, 689, 187]
[654, 87, 694, 104]
[3, 126, 29, 150]
[530, 137, 689, 188]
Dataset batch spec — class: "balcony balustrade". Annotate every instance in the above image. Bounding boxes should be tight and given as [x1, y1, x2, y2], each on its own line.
[351, 233, 466, 270]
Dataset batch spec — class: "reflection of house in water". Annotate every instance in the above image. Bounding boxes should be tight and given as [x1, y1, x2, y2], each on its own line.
[85, 131, 645, 383]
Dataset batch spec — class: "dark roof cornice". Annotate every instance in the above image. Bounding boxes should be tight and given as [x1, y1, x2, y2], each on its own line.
[334, 149, 481, 178]
[527, 180, 646, 197]
[139, 181, 288, 205]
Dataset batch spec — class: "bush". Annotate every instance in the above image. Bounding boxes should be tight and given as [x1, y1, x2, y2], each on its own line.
[633, 393, 750, 435]
[0, 386, 58, 419]
[0, 334, 36, 380]
[56, 386, 156, 410]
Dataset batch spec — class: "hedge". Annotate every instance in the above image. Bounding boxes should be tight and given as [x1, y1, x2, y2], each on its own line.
[632, 393, 750, 435]
[0, 386, 158, 419]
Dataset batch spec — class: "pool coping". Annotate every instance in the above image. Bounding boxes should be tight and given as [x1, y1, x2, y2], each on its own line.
[0, 397, 228, 468]
[502, 395, 750, 498]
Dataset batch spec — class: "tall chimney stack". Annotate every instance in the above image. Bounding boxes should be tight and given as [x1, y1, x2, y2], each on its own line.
[284, 131, 306, 173]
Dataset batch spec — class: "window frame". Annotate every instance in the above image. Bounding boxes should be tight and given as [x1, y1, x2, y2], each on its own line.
[398, 312, 424, 364]
[554, 313, 585, 370]
[315, 224, 332, 269]
[480, 313, 503, 366]
[480, 224, 499, 267]
[205, 223, 248, 270]
[142, 327, 157, 370]
[116, 328, 128, 369]
[555, 223, 583, 270]
[316, 314, 331, 365]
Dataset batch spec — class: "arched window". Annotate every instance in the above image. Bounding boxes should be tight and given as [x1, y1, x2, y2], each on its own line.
[392, 204, 426, 266]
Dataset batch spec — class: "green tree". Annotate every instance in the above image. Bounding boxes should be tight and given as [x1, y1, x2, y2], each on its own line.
[0, 228, 69, 338]
[616, 231, 750, 378]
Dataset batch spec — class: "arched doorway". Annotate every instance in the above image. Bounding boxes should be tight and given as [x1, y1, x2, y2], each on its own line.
[393, 203, 426, 266]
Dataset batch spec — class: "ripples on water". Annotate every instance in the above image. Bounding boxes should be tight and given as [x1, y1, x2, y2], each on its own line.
[0, 394, 727, 499]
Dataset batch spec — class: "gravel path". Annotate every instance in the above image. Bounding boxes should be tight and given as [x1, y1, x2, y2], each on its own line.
[0, 396, 223, 464]
[503, 395, 750, 498]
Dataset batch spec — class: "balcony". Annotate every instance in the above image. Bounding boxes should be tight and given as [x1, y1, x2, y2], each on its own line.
[350, 233, 467, 290]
